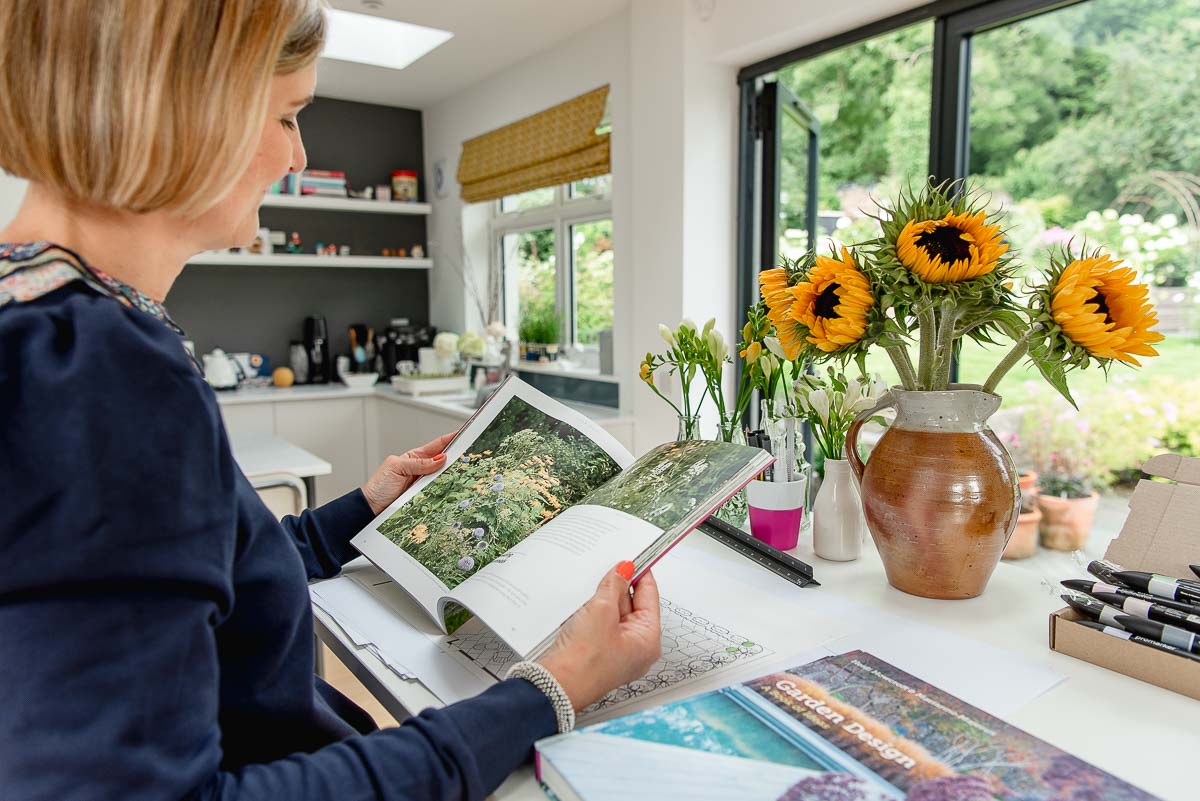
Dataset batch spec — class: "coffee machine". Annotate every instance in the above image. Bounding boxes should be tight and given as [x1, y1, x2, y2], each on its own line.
[303, 315, 331, 384]
[376, 318, 434, 379]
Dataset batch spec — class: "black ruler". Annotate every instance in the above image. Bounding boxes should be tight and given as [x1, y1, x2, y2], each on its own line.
[699, 517, 819, 587]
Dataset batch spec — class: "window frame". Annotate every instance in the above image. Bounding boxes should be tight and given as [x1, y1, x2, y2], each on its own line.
[492, 179, 612, 347]
[735, 0, 1085, 375]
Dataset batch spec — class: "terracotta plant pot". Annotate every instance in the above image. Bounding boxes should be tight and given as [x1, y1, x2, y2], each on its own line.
[1003, 508, 1042, 560]
[847, 385, 1020, 599]
[1037, 492, 1099, 551]
[1019, 472, 1038, 493]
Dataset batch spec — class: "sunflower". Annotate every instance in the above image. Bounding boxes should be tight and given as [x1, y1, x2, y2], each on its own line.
[896, 210, 1008, 283]
[762, 247, 874, 355]
[1050, 254, 1163, 366]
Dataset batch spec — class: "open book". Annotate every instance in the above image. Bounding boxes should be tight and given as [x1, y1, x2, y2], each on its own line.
[351, 377, 772, 659]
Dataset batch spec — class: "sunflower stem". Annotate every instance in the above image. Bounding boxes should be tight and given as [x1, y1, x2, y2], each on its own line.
[885, 345, 919, 391]
[982, 322, 1034, 395]
[931, 299, 960, 390]
[916, 302, 937, 389]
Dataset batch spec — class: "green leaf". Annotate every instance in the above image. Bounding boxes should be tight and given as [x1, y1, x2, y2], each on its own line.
[1032, 353, 1078, 410]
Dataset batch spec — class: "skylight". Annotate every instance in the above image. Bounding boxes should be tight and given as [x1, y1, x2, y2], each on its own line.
[322, 9, 453, 71]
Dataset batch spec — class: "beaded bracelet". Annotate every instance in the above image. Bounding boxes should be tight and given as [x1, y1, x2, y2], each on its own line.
[507, 661, 576, 734]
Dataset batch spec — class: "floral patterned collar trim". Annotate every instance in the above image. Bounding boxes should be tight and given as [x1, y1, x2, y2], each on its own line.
[0, 241, 200, 372]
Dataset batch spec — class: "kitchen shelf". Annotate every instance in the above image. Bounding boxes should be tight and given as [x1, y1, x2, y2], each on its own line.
[261, 194, 431, 215]
[187, 253, 432, 269]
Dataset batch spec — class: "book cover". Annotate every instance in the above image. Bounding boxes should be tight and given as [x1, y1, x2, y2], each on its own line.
[536, 650, 1158, 801]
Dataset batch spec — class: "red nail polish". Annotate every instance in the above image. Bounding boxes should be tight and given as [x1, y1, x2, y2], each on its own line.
[433, 453, 446, 463]
[616, 561, 635, 581]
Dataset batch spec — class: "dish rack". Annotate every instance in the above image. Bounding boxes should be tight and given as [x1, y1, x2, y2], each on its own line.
[389, 374, 470, 396]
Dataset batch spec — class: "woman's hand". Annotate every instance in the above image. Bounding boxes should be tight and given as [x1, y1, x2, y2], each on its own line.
[360, 431, 456, 515]
[538, 563, 662, 711]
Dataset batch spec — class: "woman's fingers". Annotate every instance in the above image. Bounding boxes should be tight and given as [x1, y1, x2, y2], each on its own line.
[631, 569, 660, 618]
[408, 430, 457, 458]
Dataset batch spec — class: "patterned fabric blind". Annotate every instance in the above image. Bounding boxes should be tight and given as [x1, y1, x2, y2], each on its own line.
[457, 85, 610, 203]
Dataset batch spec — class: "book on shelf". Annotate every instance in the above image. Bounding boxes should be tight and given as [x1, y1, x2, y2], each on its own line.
[350, 377, 771, 659]
[303, 168, 346, 178]
[300, 187, 348, 197]
[535, 650, 1158, 801]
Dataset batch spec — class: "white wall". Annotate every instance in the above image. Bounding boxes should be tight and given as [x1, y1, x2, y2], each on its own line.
[424, 0, 927, 451]
[0, 172, 28, 227]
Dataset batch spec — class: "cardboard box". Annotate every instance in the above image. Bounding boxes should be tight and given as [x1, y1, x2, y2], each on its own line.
[1048, 453, 1200, 700]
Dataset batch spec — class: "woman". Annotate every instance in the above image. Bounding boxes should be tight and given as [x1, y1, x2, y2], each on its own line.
[0, 2, 661, 799]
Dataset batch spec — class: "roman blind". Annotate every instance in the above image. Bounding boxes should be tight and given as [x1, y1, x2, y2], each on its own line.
[457, 85, 610, 203]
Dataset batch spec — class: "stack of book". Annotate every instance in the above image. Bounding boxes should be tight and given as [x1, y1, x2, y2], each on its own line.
[299, 169, 347, 198]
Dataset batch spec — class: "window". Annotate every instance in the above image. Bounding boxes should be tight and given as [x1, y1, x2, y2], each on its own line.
[494, 175, 613, 349]
[740, 0, 1200, 495]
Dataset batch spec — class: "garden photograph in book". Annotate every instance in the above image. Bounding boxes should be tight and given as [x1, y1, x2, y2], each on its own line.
[376, 395, 622, 589]
[581, 439, 755, 531]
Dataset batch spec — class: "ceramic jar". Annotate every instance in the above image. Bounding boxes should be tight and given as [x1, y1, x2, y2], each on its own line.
[846, 384, 1020, 599]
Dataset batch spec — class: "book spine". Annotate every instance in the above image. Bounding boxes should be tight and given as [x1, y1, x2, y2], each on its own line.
[303, 169, 346, 178]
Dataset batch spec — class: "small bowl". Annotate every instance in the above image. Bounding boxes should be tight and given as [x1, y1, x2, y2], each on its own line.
[340, 372, 379, 389]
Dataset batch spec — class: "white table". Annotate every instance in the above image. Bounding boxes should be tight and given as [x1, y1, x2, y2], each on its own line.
[313, 532, 1199, 801]
[230, 431, 332, 504]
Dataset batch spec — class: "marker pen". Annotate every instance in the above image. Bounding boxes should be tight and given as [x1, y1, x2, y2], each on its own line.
[1114, 614, 1200, 655]
[1091, 590, 1200, 635]
[1060, 579, 1200, 615]
[1112, 570, 1200, 605]
[1074, 619, 1200, 664]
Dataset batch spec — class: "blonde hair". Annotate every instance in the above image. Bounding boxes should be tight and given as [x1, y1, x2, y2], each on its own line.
[0, 0, 325, 216]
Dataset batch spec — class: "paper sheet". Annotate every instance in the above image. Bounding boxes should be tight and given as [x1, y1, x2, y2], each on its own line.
[309, 566, 491, 703]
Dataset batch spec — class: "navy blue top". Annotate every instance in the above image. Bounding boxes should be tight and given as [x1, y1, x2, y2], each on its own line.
[0, 259, 555, 799]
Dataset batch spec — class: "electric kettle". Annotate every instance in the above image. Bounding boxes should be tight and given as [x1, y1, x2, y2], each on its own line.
[202, 348, 243, 390]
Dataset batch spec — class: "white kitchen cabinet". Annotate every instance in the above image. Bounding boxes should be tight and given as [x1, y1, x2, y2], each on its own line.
[273, 398, 368, 502]
[368, 401, 466, 467]
[220, 403, 275, 440]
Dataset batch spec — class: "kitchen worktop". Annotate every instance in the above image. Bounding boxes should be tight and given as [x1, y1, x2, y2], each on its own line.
[214, 382, 632, 424]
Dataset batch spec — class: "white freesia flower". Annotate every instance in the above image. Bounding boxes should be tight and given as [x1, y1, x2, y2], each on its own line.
[679, 318, 697, 332]
[658, 323, 676, 347]
[842, 377, 862, 413]
[763, 336, 786, 359]
[808, 389, 831, 425]
[759, 354, 773, 380]
[706, 329, 727, 363]
[868, 374, 889, 401]
[702, 317, 716, 336]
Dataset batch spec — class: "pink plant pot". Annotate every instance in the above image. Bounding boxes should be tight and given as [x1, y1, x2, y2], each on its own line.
[746, 478, 808, 551]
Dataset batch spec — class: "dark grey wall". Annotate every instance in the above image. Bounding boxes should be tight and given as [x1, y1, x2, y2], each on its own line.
[168, 265, 429, 369]
[167, 96, 428, 370]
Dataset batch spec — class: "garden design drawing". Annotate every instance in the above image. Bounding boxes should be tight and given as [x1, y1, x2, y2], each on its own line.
[443, 597, 772, 716]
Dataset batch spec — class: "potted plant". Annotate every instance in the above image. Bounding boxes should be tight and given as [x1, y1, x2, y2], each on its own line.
[1019, 391, 1104, 551]
[518, 308, 561, 362]
[1036, 471, 1099, 551]
[761, 179, 1162, 598]
[1000, 434, 1041, 560]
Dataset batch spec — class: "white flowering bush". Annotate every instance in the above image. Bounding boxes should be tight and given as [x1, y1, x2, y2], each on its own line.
[1045, 209, 1199, 288]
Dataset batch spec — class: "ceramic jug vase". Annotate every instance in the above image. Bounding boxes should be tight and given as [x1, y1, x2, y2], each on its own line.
[845, 384, 1020, 599]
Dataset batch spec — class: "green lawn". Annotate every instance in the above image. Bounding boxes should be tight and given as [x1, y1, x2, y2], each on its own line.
[860, 334, 1200, 408]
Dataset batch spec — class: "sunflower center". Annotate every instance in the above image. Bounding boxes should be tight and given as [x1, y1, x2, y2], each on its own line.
[1088, 289, 1115, 325]
[916, 225, 972, 264]
[814, 283, 842, 319]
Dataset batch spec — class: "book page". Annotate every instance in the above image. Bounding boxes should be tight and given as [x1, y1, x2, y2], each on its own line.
[351, 378, 633, 628]
[580, 439, 774, 572]
[447, 440, 771, 657]
[446, 503, 664, 657]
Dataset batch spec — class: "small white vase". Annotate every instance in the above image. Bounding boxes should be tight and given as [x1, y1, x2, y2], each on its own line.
[812, 458, 865, 561]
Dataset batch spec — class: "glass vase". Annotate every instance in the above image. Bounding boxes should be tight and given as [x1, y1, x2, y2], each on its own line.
[675, 412, 702, 442]
[712, 425, 749, 529]
[761, 409, 813, 535]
